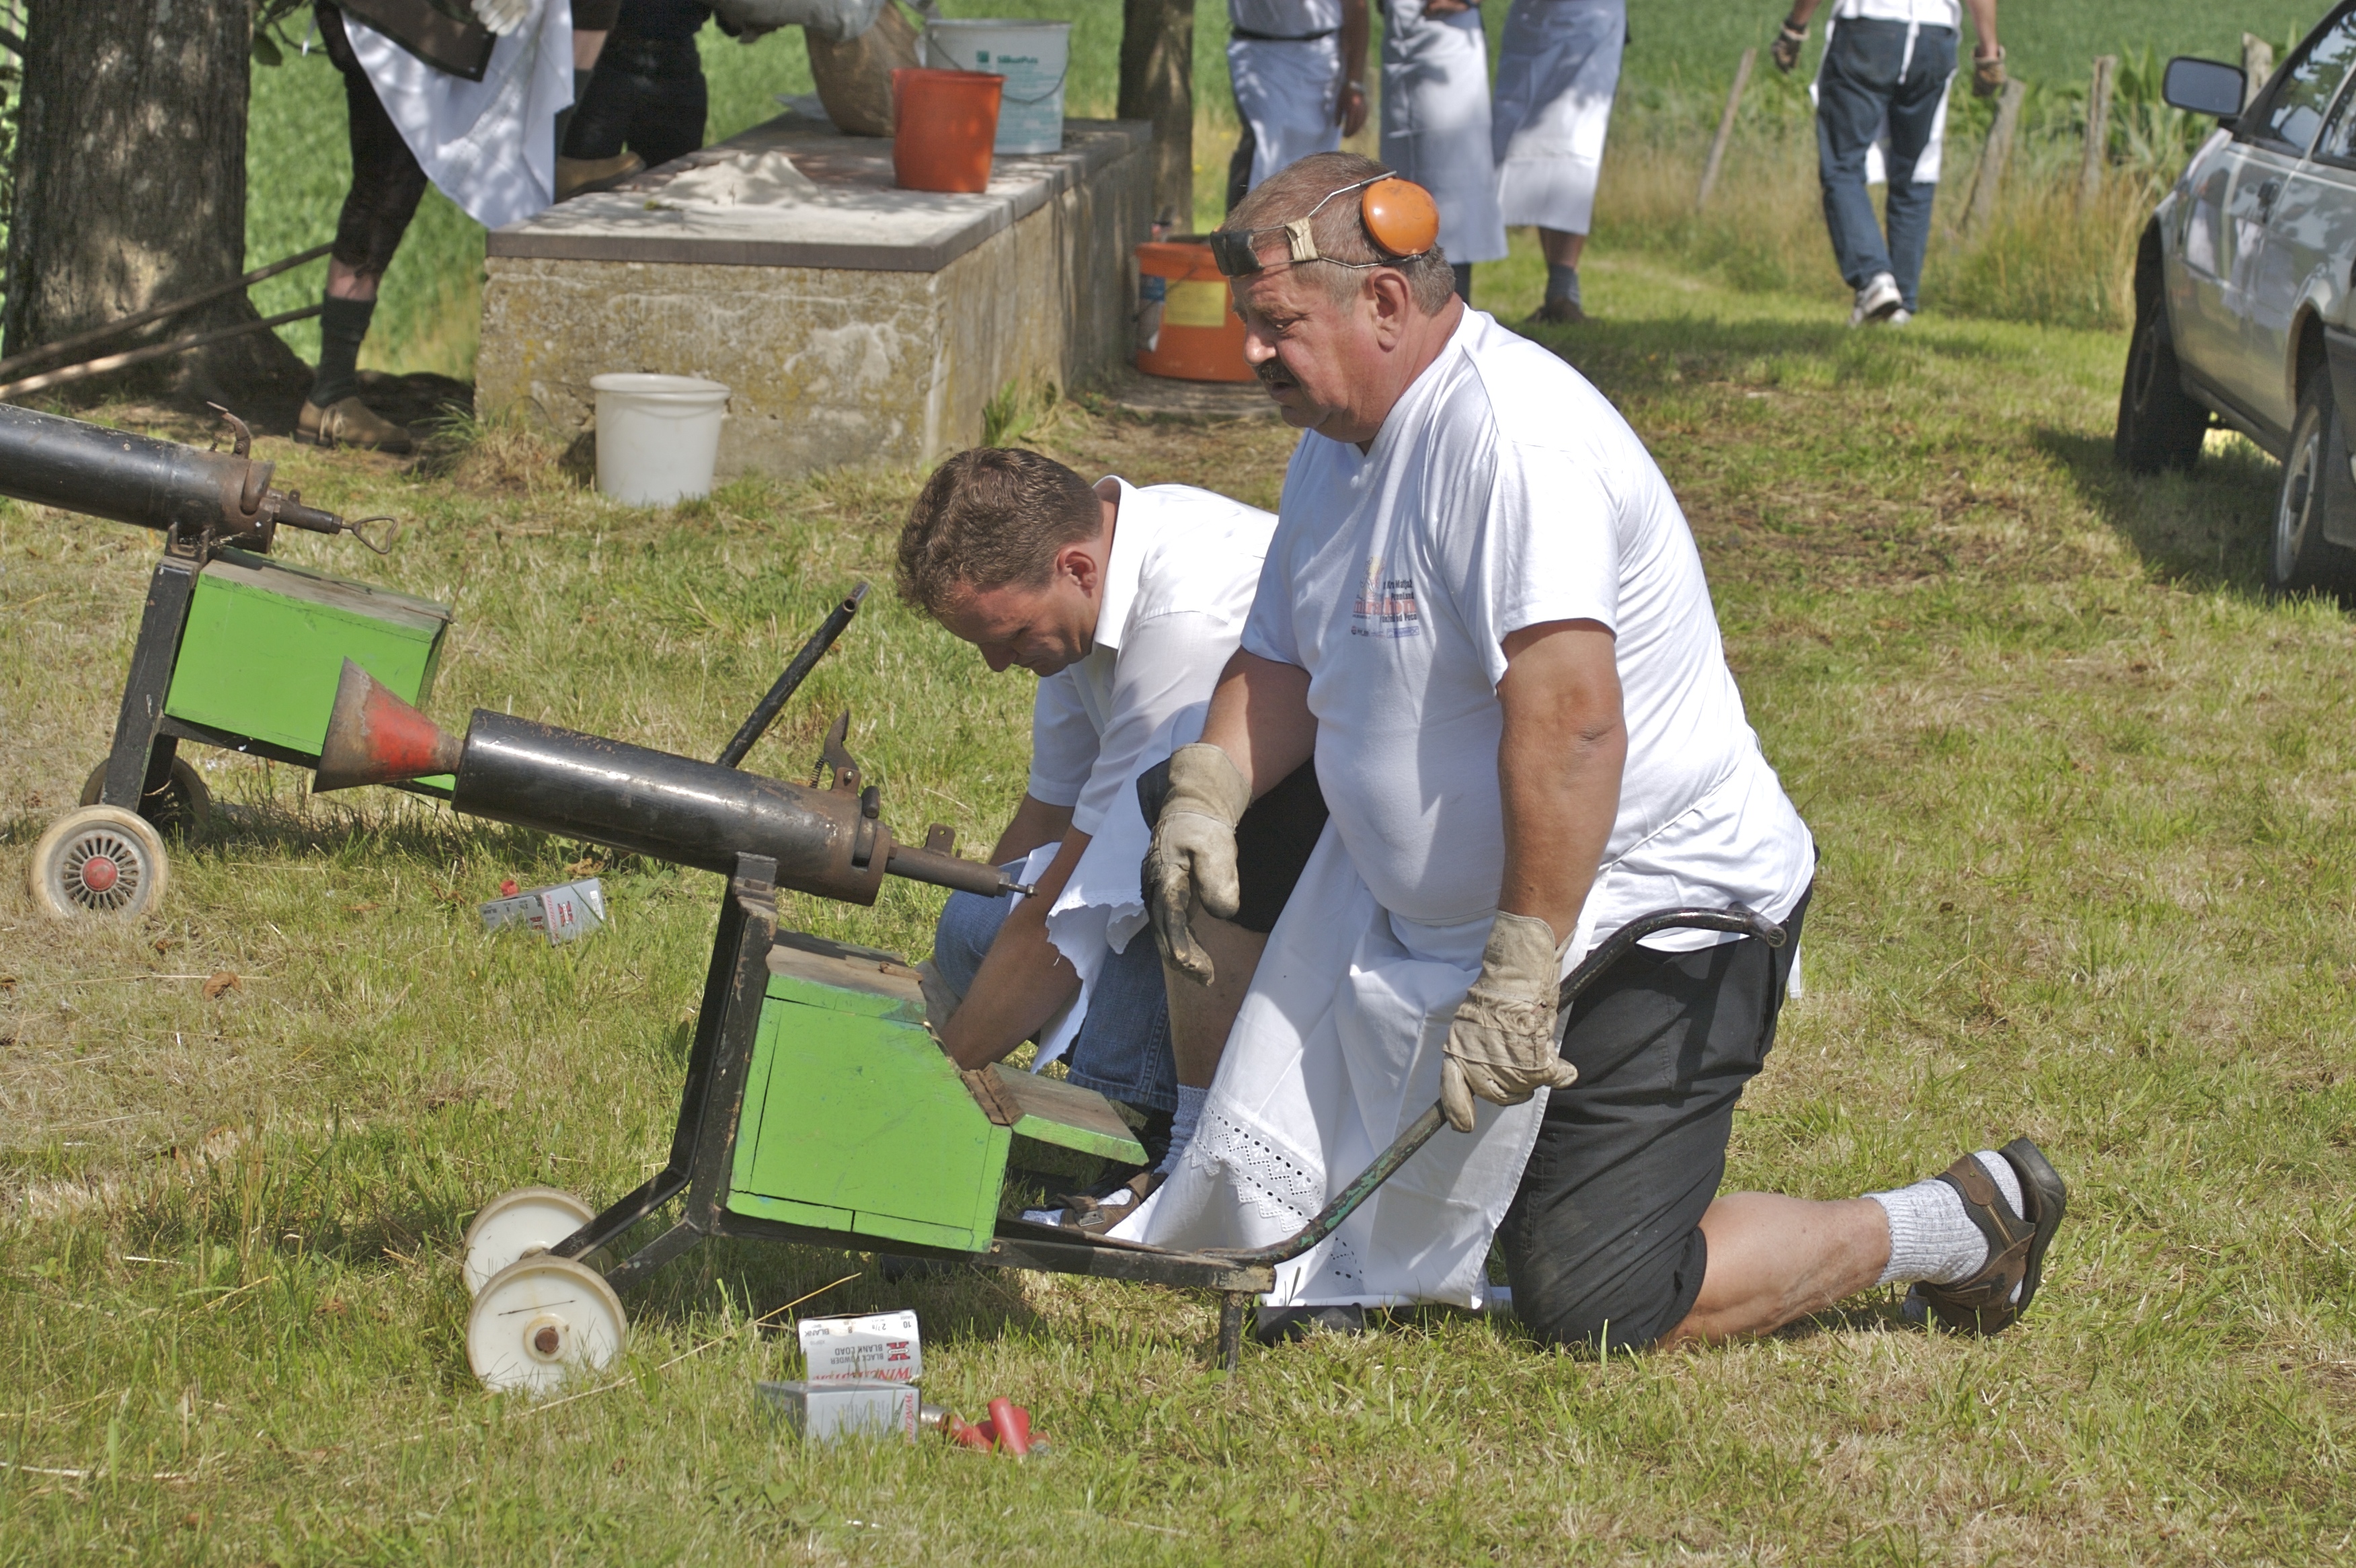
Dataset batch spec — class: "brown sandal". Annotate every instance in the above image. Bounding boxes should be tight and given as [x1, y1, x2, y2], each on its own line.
[1908, 1138, 2067, 1335]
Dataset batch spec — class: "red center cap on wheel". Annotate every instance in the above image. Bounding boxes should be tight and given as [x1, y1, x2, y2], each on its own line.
[81, 855, 119, 893]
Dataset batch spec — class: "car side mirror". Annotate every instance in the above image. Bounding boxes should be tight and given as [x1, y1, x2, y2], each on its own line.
[2164, 56, 2248, 119]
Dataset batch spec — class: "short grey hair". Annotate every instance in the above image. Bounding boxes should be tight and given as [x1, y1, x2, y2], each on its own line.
[1221, 151, 1456, 314]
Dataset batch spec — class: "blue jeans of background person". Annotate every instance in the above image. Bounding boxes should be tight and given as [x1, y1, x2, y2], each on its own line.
[1815, 19, 1956, 312]
[931, 879, 1178, 1113]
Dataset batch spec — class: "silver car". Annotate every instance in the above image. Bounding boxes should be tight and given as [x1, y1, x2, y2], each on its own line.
[2117, 4, 2356, 594]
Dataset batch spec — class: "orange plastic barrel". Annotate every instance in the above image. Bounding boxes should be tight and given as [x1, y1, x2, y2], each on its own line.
[891, 69, 1003, 193]
[1135, 239, 1254, 383]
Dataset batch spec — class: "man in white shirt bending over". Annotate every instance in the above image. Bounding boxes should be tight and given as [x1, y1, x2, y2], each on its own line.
[1771, 0, 2004, 325]
[1138, 152, 2066, 1347]
[897, 448, 1328, 1232]
[1224, 0, 1371, 213]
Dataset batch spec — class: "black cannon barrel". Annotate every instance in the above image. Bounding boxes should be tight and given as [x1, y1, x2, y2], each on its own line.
[454, 710, 1008, 903]
[0, 403, 276, 535]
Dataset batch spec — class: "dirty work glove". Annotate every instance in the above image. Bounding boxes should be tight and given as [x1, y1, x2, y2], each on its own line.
[1439, 912, 1581, 1134]
[1143, 744, 1251, 986]
[1770, 19, 1807, 74]
[1972, 46, 2006, 98]
[470, 0, 533, 36]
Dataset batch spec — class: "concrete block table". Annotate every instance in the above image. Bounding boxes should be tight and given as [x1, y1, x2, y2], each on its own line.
[476, 113, 1153, 480]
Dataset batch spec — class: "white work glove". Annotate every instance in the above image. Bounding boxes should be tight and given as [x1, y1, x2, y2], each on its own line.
[1439, 911, 1581, 1134]
[1142, 744, 1252, 986]
[470, 0, 533, 36]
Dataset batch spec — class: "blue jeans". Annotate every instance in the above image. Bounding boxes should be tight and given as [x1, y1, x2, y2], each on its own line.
[931, 883, 1178, 1113]
[1815, 19, 1956, 311]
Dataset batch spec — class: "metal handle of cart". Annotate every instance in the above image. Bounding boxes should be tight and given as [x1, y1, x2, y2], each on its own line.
[1202, 904, 1789, 1269]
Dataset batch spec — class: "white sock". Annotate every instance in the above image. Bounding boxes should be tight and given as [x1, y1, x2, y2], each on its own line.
[1156, 1085, 1208, 1177]
[1869, 1150, 2023, 1288]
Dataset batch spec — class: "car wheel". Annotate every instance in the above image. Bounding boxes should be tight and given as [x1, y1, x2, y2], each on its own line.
[2267, 373, 2356, 601]
[2115, 287, 2209, 474]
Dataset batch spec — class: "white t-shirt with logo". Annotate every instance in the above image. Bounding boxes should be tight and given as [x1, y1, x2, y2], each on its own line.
[1240, 308, 1814, 945]
[1027, 480, 1279, 838]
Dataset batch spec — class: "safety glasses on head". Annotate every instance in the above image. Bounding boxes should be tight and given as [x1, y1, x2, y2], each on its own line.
[1208, 174, 1442, 278]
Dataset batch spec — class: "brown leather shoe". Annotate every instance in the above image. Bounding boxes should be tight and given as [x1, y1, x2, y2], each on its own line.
[1908, 1138, 2067, 1335]
[557, 151, 644, 201]
[1528, 297, 1587, 325]
[297, 395, 415, 455]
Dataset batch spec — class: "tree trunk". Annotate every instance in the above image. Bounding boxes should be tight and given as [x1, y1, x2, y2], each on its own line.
[1119, 0, 1195, 233]
[3, 0, 307, 407]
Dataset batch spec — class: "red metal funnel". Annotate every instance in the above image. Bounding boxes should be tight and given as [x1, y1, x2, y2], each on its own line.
[313, 659, 463, 792]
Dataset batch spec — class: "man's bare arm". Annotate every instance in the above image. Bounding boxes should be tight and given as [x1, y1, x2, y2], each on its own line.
[1337, 0, 1371, 136]
[1496, 621, 1626, 941]
[1963, 0, 1998, 58]
[937, 828, 1089, 1070]
[1199, 650, 1317, 797]
[989, 793, 1074, 866]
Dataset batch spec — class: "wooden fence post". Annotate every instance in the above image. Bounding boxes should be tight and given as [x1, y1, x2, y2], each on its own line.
[2080, 54, 2117, 207]
[1694, 48, 1756, 212]
[1965, 77, 2026, 235]
[2242, 34, 2275, 110]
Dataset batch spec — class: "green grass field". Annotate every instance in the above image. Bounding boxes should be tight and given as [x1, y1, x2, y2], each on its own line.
[7, 241, 2356, 1561]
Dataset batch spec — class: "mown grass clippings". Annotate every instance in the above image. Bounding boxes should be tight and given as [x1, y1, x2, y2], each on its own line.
[5, 258, 2356, 1560]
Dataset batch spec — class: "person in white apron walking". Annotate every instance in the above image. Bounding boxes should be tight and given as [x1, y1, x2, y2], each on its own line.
[1224, 0, 1371, 212]
[1491, 0, 1624, 323]
[1378, 0, 1507, 300]
[1130, 152, 2068, 1348]
[1772, 0, 2004, 325]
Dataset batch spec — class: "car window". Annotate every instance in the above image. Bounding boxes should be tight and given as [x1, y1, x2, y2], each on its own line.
[2318, 71, 2356, 165]
[2257, 11, 2356, 153]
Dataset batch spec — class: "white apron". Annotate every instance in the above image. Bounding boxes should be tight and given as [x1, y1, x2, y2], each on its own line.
[345, 0, 574, 231]
[1378, 0, 1508, 265]
[1229, 36, 1346, 194]
[1132, 822, 1561, 1306]
[1491, 0, 1624, 234]
[1810, 14, 1951, 188]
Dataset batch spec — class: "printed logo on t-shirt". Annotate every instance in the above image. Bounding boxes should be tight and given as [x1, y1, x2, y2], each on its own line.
[1351, 557, 1421, 639]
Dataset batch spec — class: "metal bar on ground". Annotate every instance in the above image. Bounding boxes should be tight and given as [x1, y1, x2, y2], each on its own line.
[715, 582, 869, 769]
[2080, 55, 2117, 207]
[0, 243, 333, 383]
[1695, 48, 1756, 212]
[0, 305, 325, 402]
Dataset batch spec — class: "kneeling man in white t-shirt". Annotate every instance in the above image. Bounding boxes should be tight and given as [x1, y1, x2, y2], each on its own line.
[1138, 151, 2066, 1346]
[896, 448, 1329, 1232]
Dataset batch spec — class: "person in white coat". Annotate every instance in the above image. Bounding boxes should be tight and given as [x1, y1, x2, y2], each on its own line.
[1224, 0, 1372, 212]
[1136, 153, 2068, 1348]
[1378, 0, 1507, 301]
[1491, 0, 1624, 323]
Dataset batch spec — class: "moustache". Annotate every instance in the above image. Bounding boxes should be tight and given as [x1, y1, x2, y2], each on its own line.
[1255, 360, 1297, 389]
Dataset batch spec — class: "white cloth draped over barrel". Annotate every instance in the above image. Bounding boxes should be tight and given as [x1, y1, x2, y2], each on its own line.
[343, 0, 574, 231]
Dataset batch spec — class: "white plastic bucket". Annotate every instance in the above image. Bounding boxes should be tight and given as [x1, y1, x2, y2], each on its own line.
[590, 373, 729, 506]
[922, 18, 1071, 155]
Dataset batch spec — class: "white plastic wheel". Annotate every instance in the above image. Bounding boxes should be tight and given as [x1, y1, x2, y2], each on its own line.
[27, 806, 169, 920]
[460, 1186, 594, 1298]
[466, 1255, 627, 1397]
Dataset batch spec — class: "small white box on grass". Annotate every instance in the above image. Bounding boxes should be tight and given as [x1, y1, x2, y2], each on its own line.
[797, 1309, 922, 1384]
[479, 877, 606, 945]
[756, 1379, 918, 1444]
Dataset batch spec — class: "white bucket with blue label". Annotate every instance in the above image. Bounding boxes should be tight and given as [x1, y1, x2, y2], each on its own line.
[922, 18, 1071, 155]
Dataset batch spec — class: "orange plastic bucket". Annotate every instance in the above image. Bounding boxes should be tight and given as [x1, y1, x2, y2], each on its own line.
[892, 69, 1003, 193]
[1135, 240, 1253, 383]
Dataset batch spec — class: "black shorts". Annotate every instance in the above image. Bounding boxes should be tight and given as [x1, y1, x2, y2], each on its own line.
[1135, 757, 1329, 934]
[1497, 886, 1811, 1351]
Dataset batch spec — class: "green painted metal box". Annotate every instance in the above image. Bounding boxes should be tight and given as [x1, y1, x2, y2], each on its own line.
[730, 933, 1147, 1253]
[163, 547, 453, 766]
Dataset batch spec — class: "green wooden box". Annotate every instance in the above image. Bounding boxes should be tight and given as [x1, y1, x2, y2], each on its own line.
[163, 547, 453, 766]
[730, 933, 1147, 1253]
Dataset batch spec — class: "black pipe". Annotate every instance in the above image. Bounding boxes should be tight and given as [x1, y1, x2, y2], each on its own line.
[0, 402, 358, 544]
[716, 582, 868, 769]
[453, 710, 1012, 902]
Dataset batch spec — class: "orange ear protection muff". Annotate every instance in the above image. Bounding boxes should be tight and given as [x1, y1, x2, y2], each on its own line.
[1208, 175, 1442, 277]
